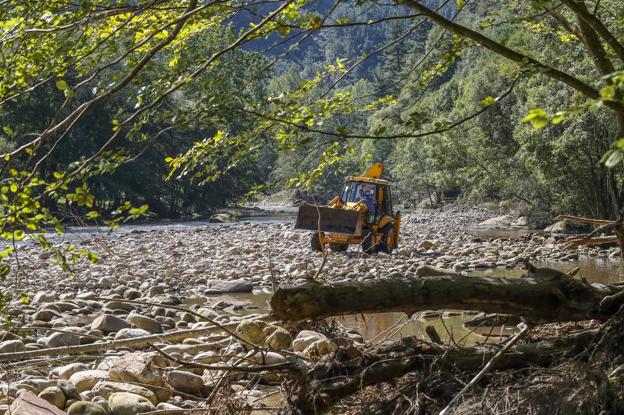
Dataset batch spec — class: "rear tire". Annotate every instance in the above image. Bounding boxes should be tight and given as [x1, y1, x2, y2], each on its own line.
[381, 224, 395, 254]
[311, 232, 323, 251]
[329, 243, 348, 252]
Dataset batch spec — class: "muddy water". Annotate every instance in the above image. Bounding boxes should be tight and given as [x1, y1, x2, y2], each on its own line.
[201, 256, 622, 347]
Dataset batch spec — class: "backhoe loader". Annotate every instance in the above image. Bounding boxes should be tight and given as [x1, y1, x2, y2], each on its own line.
[295, 163, 400, 253]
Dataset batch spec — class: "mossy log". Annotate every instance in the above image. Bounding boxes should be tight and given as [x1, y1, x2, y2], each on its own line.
[271, 267, 624, 323]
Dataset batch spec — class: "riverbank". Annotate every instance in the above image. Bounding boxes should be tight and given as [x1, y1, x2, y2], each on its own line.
[1, 206, 622, 413]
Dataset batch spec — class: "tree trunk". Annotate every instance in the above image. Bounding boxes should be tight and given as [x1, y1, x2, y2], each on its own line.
[271, 267, 624, 323]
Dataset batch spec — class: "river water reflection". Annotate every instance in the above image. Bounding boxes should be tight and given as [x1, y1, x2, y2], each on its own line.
[203, 255, 622, 347]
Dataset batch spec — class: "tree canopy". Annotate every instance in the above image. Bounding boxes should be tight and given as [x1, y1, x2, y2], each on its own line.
[1, 0, 623, 271]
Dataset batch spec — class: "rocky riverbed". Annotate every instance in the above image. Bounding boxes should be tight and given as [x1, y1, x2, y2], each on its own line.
[0, 206, 622, 414]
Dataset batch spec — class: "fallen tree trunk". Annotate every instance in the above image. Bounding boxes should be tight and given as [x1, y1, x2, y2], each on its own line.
[271, 267, 624, 323]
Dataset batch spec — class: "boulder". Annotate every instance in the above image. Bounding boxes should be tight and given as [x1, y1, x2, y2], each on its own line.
[108, 392, 155, 415]
[8, 391, 67, 415]
[90, 315, 130, 334]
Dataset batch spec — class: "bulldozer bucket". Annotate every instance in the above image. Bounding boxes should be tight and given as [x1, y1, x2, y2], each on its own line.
[295, 205, 363, 236]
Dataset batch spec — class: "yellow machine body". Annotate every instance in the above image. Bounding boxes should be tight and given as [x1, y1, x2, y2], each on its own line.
[295, 163, 401, 253]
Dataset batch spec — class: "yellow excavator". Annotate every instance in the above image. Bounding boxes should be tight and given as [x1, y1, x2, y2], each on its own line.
[295, 163, 400, 253]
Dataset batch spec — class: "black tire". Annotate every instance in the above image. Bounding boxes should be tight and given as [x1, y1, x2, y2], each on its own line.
[361, 231, 378, 254]
[380, 223, 396, 254]
[329, 243, 348, 252]
[311, 232, 323, 251]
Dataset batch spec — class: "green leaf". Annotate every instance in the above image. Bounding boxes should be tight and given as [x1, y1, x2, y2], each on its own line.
[480, 96, 496, 107]
[13, 230, 25, 240]
[522, 108, 548, 129]
[86, 211, 100, 219]
[56, 80, 69, 90]
[605, 150, 624, 168]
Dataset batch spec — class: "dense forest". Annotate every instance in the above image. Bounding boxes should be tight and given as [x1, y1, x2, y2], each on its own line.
[0, 0, 623, 228]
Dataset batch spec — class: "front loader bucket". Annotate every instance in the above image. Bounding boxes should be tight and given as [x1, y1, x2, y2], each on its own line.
[295, 205, 363, 236]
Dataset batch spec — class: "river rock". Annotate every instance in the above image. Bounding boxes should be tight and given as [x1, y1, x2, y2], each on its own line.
[108, 352, 170, 402]
[165, 370, 204, 395]
[52, 363, 90, 380]
[91, 381, 157, 405]
[264, 327, 292, 350]
[45, 332, 81, 348]
[126, 314, 162, 333]
[235, 319, 267, 345]
[68, 370, 110, 393]
[90, 315, 130, 334]
[66, 401, 107, 415]
[205, 280, 253, 294]
[37, 386, 66, 409]
[108, 392, 155, 415]
[8, 391, 67, 415]
[114, 328, 150, 340]
[293, 330, 326, 353]
[0, 339, 25, 353]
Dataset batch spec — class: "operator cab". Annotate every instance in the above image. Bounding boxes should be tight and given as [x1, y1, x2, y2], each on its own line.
[340, 179, 393, 224]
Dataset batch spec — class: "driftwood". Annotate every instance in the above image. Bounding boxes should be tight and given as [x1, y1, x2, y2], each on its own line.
[288, 328, 598, 412]
[0, 321, 242, 363]
[439, 323, 529, 415]
[556, 214, 624, 257]
[271, 267, 624, 323]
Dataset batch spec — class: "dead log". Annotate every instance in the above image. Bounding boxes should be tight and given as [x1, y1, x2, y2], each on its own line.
[289, 329, 598, 413]
[271, 267, 623, 323]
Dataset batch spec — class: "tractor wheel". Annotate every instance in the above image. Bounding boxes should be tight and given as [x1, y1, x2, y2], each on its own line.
[329, 243, 348, 252]
[311, 232, 323, 252]
[381, 224, 396, 254]
[361, 231, 378, 254]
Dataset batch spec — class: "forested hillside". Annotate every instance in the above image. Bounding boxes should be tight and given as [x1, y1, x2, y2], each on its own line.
[1, 0, 622, 224]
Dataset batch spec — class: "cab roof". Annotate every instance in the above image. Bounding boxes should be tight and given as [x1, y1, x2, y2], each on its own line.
[345, 176, 391, 186]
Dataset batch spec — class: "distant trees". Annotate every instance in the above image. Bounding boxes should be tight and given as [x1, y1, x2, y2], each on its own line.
[0, 0, 623, 267]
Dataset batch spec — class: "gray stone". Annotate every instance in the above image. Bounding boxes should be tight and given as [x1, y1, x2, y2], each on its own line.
[45, 332, 81, 348]
[126, 314, 161, 334]
[114, 328, 150, 340]
[90, 315, 130, 334]
[66, 401, 107, 415]
[165, 370, 204, 395]
[0, 339, 25, 353]
[205, 280, 253, 294]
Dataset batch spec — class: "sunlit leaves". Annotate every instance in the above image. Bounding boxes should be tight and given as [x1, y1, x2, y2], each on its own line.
[522, 108, 549, 129]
